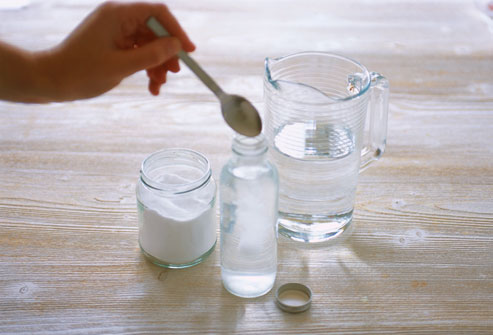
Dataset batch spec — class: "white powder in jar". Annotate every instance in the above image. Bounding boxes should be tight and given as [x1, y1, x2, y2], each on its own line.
[138, 171, 216, 265]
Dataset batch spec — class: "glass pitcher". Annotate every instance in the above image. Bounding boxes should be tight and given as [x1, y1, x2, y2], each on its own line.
[264, 52, 389, 243]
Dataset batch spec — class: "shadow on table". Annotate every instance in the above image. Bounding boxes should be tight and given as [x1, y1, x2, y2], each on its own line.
[132, 218, 401, 332]
[135, 249, 249, 332]
[277, 219, 401, 261]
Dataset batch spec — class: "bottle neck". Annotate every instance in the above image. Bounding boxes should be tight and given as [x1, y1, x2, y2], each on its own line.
[231, 134, 268, 165]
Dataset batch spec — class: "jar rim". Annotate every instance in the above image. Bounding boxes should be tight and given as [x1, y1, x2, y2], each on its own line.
[140, 148, 211, 194]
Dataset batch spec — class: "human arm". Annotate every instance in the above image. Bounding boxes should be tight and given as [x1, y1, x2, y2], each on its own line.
[0, 1, 195, 103]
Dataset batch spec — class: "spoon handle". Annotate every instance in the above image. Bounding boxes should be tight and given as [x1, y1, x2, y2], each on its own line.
[146, 17, 224, 98]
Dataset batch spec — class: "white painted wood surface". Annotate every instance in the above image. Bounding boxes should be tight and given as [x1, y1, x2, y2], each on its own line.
[0, 0, 492, 333]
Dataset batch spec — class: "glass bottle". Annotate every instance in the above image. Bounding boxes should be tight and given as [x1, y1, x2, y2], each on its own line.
[220, 134, 279, 298]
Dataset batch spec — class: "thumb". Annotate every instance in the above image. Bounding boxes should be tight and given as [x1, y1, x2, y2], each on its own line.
[118, 37, 182, 75]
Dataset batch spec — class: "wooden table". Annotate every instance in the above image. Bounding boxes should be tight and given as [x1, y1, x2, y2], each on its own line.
[1, 0, 492, 333]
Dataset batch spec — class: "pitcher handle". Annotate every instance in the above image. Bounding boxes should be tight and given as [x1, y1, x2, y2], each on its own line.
[360, 72, 389, 171]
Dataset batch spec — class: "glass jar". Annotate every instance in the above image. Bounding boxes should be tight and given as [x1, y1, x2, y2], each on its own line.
[136, 149, 216, 268]
[220, 134, 279, 298]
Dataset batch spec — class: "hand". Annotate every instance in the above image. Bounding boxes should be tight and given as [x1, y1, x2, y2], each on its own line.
[35, 1, 195, 101]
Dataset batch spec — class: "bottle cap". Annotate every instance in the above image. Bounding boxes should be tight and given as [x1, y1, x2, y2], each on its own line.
[275, 283, 312, 313]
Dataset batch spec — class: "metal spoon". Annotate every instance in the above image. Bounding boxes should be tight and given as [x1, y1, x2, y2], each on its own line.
[146, 17, 262, 137]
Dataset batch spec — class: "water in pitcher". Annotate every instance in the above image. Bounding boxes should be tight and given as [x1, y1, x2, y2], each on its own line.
[271, 121, 362, 241]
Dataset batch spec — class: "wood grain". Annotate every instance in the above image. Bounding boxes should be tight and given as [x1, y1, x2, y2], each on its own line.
[1, 0, 492, 334]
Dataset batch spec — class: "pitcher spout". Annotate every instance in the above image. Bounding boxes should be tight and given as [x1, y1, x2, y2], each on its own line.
[264, 57, 280, 90]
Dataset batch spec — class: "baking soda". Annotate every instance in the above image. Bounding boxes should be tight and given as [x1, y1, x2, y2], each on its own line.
[138, 171, 216, 265]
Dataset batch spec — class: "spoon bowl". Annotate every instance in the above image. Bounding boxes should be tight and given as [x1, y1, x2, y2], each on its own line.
[220, 94, 262, 137]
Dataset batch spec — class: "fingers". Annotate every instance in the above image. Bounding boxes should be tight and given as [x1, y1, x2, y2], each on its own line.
[146, 57, 180, 96]
[120, 2, 195, 53]
[112, 3, 193, 95]
[150, 4, 196, 52]
[146, 57, 179, 81]
[165, 57, 180, 73]
[146, 66, 166, 84]
[118, 36, 181, 76]
[148, 75, 166, 96]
